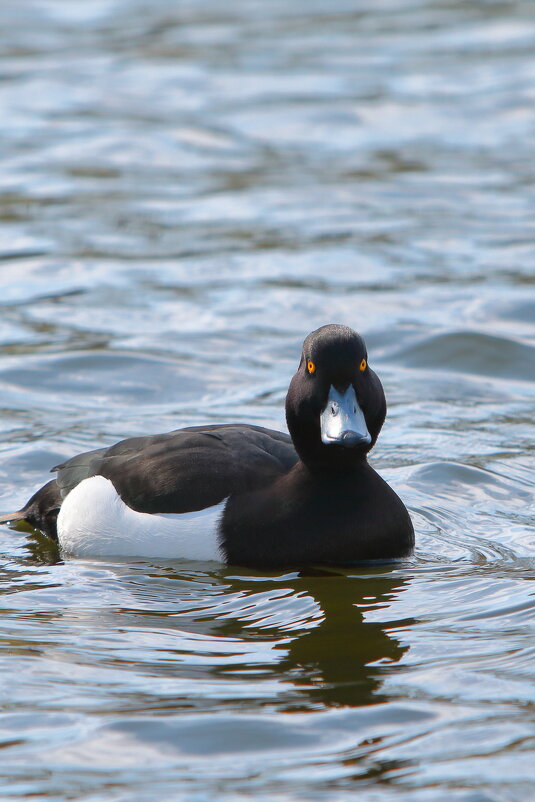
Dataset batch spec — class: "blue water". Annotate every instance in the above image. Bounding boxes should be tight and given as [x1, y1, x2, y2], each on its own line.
[0, 0, 534, 799]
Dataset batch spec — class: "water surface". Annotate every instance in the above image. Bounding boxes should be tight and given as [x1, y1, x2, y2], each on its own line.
[0, 0, 534, 799]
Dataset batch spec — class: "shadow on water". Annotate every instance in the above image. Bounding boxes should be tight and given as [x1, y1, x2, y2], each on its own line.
[0, 544, 417, 785]
[277, 570, 412, 709]
[7, 528, 413, 713]
[17, 524, 62, 565]
[54, 564, 417, 785]
[154, 564, 414, 712]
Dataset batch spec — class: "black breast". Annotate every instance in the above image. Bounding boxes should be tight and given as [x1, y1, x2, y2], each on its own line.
[221, 460, 414, 568]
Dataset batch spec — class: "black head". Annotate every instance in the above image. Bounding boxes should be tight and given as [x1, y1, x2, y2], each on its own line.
[285, 324, 387, 471]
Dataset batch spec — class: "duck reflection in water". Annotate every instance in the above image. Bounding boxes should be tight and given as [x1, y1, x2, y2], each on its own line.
[209, 567, 413, 710]
[19, 533, 412, 712]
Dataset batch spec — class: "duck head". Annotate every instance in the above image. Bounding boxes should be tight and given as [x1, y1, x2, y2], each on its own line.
[285, 324, 387, 471]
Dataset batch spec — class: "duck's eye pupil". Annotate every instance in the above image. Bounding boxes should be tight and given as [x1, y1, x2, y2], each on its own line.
[359, 359, 367, 372]
[307, 360, 316, 374]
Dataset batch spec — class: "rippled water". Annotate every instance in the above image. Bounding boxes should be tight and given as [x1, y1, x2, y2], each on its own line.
[1, 0, 534, 799]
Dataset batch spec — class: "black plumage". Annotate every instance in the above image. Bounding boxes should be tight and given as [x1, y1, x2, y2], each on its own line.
[12, 425, 297, 540]
[1, 324, 414, 566]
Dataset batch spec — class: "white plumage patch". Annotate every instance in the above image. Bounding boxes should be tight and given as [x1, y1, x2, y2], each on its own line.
[57, 475, 224, 560]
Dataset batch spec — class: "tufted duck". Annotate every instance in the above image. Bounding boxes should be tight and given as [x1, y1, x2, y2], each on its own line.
[0, 324, 414, 566]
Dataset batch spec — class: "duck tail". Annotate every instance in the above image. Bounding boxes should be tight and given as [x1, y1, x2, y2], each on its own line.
[0, 510, 26, 525]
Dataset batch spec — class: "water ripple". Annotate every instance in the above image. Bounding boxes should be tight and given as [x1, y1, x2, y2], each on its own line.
[0, 0, 534, 799]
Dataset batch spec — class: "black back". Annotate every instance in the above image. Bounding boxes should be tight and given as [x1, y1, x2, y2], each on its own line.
[20, 424, 297, 539]
[55, 424, 297, 513]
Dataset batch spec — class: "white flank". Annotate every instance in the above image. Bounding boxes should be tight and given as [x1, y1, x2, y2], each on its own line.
[57, 475, 224, 560]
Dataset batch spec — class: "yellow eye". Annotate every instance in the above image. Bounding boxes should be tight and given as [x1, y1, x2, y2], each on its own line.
[307, 360, 316, 374]
[359, 358, 367, 372]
